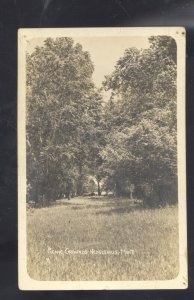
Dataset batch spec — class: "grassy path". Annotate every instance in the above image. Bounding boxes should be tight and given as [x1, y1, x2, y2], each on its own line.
[27, 197, 179, 281]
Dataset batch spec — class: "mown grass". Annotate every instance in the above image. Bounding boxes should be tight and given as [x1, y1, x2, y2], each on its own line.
[27, 197, 179, 281]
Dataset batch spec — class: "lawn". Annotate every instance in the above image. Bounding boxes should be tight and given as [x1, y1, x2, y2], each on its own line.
[27, 197, 179, 281]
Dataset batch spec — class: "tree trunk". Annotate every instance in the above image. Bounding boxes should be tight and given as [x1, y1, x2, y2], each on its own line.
[76, 180, 83, 196]
[115, 182, 121, 197]
[77, 165, 84, 196]
[97, 180, 101, 196]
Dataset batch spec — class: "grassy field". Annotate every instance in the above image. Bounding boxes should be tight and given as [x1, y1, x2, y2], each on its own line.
[27, 197, 179, 281]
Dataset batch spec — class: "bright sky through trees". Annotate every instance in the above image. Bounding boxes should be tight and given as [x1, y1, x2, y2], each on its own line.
[27, 36, 149, 100]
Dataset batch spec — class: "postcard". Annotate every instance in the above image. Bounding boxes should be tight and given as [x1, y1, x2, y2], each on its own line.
[18, 27, 187, 290]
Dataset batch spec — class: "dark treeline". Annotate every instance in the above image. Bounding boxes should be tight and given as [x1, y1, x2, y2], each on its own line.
[26, 36, 177, 207]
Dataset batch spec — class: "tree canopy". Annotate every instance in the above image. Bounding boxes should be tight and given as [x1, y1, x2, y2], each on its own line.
[102, 36, 177, 204]
[26, 37, 104, 203]
[26, 36, 178, 206]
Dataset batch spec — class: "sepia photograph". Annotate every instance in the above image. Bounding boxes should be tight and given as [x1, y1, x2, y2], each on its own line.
[18, 28, 187, 290]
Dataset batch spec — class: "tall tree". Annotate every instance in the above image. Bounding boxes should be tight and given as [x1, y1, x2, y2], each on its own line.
[26, 37, 103, 203]
[102, 36, 177, 204]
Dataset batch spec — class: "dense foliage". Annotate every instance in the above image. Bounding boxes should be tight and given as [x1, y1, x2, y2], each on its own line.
[26, 36, 177, 206]
[26, 38, 103, 204]
[102, 36, 177, 205]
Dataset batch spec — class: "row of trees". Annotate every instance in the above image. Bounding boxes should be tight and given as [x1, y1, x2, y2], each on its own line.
[26, 37, 104, 203]
[101, 36, 177, 205]
[26, 36, 177, 206]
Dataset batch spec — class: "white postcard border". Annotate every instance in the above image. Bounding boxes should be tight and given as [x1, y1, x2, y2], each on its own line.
[18, 27, 187, 290]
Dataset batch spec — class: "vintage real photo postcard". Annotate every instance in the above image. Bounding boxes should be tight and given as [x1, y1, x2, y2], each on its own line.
[18, 27, 187, 290]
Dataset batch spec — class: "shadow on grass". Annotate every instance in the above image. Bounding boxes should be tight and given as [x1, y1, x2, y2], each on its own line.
[70, 205, 84, 210]
[95, 205, 144, 215]
[27, 200, 75, 209]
